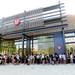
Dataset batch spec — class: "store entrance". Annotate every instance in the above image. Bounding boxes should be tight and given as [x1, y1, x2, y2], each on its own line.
[15, 35, 54, 55]
[66, 43, 75, 54]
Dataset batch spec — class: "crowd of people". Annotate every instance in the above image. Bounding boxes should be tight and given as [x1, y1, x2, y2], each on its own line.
[0, 52, 75, 65]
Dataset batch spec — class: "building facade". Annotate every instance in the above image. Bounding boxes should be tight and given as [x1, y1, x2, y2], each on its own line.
[0, 2, 75, 56]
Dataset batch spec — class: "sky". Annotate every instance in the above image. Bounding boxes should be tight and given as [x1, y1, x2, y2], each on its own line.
[0, 0, 74, 19]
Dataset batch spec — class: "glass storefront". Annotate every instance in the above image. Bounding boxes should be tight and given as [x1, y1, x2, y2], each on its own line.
[1, 40, 16, 55]
[32, 35, 54, 54]
[66, 43, 75, 54]
[2, 32, 75, 55]
[65, 32, 75, 54]
[15, 35, 54, 55]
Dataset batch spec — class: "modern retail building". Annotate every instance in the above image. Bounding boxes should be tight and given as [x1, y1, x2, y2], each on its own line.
[0, 2, 75, 56]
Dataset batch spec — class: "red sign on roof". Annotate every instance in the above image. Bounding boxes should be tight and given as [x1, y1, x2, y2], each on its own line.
[14, 18, 20, 26]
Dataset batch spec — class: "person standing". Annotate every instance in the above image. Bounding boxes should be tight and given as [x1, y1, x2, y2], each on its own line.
[70, 52, 73, 63]
[62, 53, 66, 64]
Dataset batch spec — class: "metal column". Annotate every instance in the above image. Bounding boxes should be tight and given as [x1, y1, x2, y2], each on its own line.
[22, 33, 25, 62]
[0, 35, 2, 52]
[31, 37, 33, 54]
[26, 38, 31, 55]
[62, 27, 66, 55]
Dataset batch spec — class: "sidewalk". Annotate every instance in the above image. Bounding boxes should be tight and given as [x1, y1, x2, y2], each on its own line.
[0, 64, 75, 75]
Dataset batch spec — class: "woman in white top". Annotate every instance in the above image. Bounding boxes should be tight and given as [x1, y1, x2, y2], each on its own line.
[70, 52, 73, 63]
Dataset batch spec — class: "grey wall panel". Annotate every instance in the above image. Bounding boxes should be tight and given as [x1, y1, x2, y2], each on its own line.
[0, 3, 67, 37]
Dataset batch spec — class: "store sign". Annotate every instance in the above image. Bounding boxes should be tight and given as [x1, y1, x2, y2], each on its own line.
[14, 18, 20, 26]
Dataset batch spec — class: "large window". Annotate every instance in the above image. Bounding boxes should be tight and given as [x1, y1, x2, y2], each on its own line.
[65, 37, 75, 43]
[15, 35, 54, 54]
[65, 32, 75, 54]
[15, 41, 26, 50]
[33, 35, 54, 54]
[65, 33, 75, 43]
[65, 33, 75, 37]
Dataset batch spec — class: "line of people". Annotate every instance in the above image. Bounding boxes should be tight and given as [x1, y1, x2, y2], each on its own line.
[0, 52, 75, 65]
